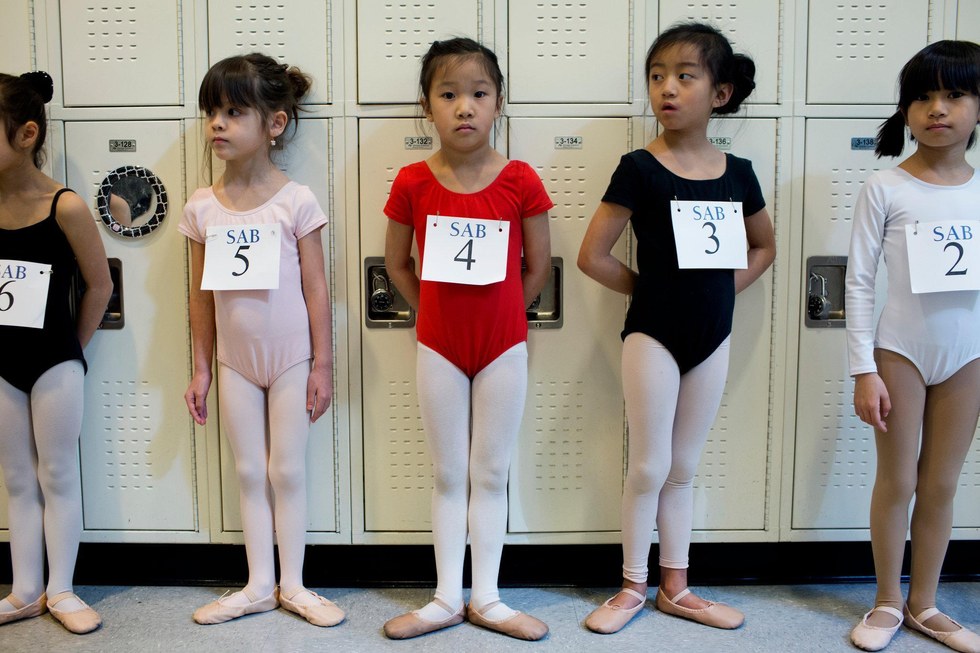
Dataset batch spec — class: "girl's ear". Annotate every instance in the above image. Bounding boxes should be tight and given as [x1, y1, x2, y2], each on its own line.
[269, 110, 288, 138]
[16, 121, 40, 150]
[421, 96, 433, 122]
[712, 82, 734, 109]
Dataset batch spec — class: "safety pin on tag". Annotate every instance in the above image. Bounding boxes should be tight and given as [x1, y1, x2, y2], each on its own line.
[729, 197, 739, 215]
[674, 195, 680, 212]
[432, 212, 440, 227]
[498, 216, 504, 233]
[205, 231, 219, 243]
[913, 220, 919, 236]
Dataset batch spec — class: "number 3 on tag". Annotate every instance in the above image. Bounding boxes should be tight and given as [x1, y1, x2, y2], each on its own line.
[670, 200, 747, 269]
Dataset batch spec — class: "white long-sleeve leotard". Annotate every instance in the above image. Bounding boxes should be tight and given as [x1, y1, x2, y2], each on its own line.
[845, 167, 980, 385]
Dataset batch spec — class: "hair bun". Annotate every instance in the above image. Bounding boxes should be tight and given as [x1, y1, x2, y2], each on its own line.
[20, 71, 54, 103]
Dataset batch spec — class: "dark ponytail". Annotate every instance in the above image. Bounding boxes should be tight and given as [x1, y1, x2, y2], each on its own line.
[874, 111, 908, 158]
[716, 53, 757, 115]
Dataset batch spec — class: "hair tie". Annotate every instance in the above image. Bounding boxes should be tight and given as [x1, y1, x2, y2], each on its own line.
[19, 71, 54, 103]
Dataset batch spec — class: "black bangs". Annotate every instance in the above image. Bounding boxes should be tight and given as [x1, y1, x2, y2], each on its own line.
[198, 57, 260, 113]
[897, 40, 980, 110]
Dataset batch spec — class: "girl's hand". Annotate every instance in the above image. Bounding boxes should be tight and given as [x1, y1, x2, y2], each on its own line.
[185, 370, 212, 425]
[853, 372, 890, 432]
[307, 364, 333, 423]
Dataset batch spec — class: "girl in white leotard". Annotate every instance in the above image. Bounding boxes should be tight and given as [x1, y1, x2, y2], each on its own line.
[181, 53, 344, 629]
[845, 40, 980, 653]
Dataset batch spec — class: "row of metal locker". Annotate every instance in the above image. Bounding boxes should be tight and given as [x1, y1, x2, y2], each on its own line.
[0, 0, 978, 546]
[5, 1, 979, 109]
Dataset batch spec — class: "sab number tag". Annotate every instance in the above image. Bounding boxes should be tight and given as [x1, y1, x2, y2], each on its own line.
[201, 223, 281, 290]
[420, 215, 509, 285]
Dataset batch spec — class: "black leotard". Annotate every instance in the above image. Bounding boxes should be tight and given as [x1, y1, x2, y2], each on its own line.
[602, 150, 765, 373]
[0, 189, 85, 393]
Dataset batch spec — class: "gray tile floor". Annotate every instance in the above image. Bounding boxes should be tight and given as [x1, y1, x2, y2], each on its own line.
[1, 582, 978, 652]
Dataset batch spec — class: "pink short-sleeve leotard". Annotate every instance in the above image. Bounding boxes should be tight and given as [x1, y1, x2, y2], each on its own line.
[179, 181, 327, 387]
[384, 160, 553, 378]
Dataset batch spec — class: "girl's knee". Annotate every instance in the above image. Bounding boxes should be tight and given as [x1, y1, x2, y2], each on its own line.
[625, 461, 670, 495]
[37, 459, 79, 498]
[268, 460, 306, 496]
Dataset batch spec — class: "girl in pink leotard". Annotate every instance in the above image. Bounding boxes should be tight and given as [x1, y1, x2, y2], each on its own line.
[382, 37, 553, 641]
[181, 52, 344, 629]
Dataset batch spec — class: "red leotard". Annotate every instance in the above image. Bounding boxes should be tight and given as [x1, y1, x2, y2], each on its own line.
[384, 160, 553, 378]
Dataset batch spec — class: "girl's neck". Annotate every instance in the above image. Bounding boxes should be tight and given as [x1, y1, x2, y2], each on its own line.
[215, 156, 289, 210]
[899, 146, 974, 186]
[0, 162, 55, 201]
[648, 129, 725, 179]
[427, 145, 507, 194]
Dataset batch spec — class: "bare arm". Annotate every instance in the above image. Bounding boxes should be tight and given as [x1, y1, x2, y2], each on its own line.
[56, 192, 111, 348]
[577, 201, 636, 295]
[299, 228, 333, 423]
[184, 239, 215, 425]
[734, 207, 776, 294]
[384, 219, 419, 311]
[521, 212, 551, 307]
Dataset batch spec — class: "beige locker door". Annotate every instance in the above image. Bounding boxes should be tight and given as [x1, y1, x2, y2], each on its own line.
[794, 120, 980, 531]
[59, 1, 181, 107]
[686, 118, 778, 531]
[506, 118, 629, 533]
[356, 0, 480, 104]
[507, 0, 631, 104]
[207, 0, 331, 105]
[958, 1, 980, 42]
[64, 120, 195, 531]
[215, 120, 342, 534]
[358, 118, 437, 531]
[806, 0, 928, 104]
[659, 0, 781, 105]
[793, 119, 893, 530]
[0, 0, 33, 74]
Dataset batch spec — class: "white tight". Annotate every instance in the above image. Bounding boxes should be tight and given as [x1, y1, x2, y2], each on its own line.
[217, 361, 311, 596]
[0, 361, 85, 603]
[416, 342, 527, 612]
[620, 334, 729, 583]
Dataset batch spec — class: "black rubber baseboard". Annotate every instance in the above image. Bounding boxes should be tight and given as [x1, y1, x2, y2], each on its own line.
[1, 541, 976, 587]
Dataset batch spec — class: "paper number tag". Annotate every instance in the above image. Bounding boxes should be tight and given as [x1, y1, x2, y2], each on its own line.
[670, 200, 747, 269]
[201, 224, 282, 290]
[906, 221, 979, 293]
[0, 260, 52, 329]
[420, 215, 510, 285]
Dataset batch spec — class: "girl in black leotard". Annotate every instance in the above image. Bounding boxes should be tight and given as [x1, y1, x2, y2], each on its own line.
[578, 22, 775, 635]
[0, 72, 111, 634]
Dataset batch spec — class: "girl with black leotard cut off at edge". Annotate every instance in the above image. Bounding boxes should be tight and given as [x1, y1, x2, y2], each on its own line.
[578, 21, 775, 635]
[0, 71, 112, 634]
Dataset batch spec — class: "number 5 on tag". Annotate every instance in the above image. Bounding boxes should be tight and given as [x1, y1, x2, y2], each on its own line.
[202, 224, 281, 290]
[906, 221, 979, 293]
